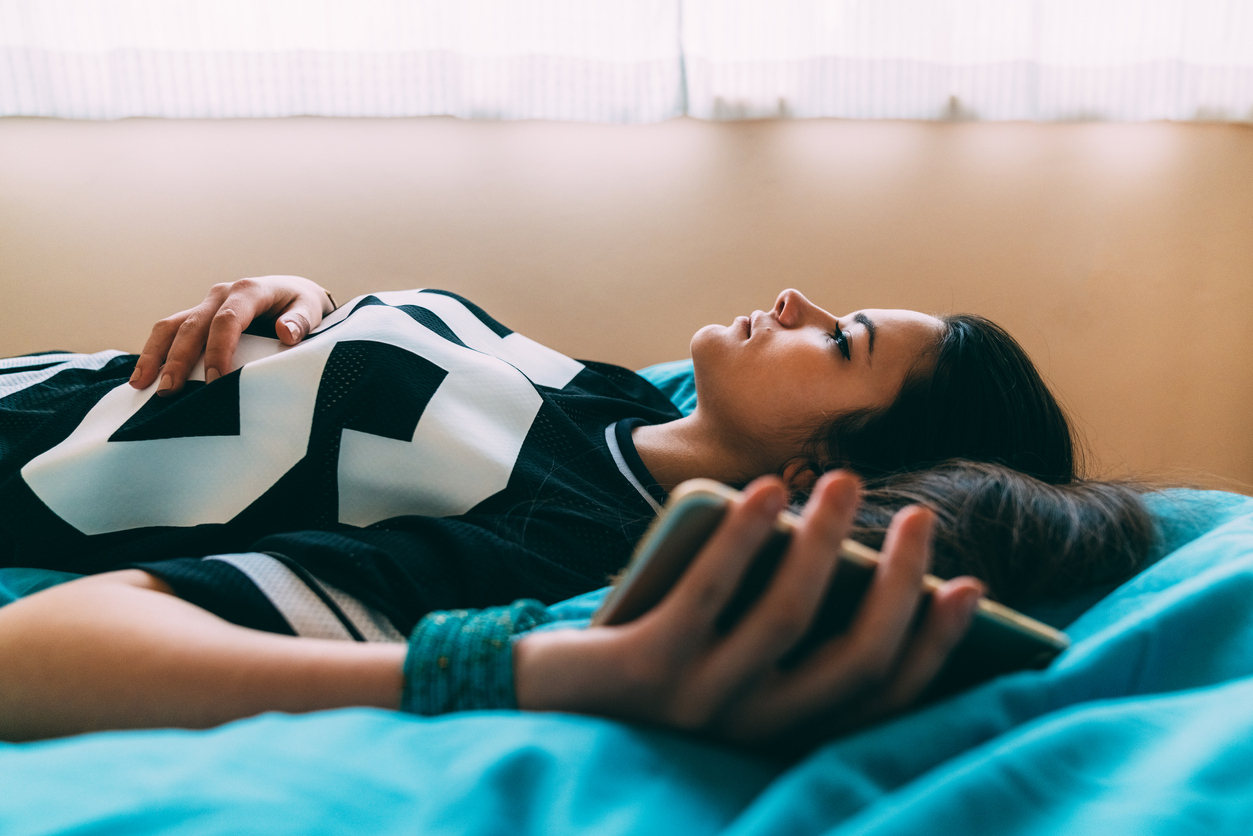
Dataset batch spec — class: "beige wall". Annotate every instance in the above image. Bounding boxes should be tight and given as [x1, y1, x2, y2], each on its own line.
[1, 116, 1250, 489]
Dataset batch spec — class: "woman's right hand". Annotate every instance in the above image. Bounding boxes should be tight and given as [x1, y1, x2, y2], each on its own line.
[512, 472, 984, 751]
[129, 276, 335, 396]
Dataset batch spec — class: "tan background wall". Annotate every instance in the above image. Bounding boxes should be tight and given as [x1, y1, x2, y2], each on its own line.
[1, 116, 1250, 489]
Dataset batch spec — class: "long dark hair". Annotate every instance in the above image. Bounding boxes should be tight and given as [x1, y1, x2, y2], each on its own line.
[850, 461, 1154, 608]
[813, 314, 1077, 485]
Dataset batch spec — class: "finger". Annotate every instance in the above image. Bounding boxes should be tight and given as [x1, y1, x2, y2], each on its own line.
[872, 577, 983, 715]
[810, 577, 983, 743]
[273, 291, 326, 346]
[839, 505, 935, 674]
[145, 283, 236, 395]
[130, 312, 189, 389]
[746, 505, 935, 730]
[698, 472, 859, 701]
[201, 280, 277, 384]
[650, 477, 787, 638]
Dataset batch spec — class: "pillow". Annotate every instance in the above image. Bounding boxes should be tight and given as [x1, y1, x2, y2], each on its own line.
[636, 360, 696, 416]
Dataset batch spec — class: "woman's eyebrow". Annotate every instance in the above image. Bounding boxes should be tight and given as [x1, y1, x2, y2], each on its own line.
[854, 312, 876, 354]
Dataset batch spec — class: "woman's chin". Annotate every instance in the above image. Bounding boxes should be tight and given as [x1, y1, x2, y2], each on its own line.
[691, 322, 723, 342]
[689, 324, 731, 372]
[688, 324, 712, 358]
[690, 321, 742, 352]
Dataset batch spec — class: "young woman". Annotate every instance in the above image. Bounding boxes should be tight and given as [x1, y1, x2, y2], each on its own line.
[0, 275, 1127, 744]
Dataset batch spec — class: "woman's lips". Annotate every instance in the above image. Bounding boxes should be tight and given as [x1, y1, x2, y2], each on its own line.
[736, 315, 751, 337]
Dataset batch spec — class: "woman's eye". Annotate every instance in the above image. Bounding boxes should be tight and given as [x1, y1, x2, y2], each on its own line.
[831, 327, 850, 360]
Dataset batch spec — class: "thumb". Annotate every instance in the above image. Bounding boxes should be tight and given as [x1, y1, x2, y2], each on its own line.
[275, 301, 321, 346]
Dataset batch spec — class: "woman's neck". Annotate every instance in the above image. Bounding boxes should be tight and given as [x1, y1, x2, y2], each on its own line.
[630, 412, 773, 492]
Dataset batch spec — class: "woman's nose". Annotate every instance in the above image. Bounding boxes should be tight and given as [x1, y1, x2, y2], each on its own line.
[774, 288, 812, 327]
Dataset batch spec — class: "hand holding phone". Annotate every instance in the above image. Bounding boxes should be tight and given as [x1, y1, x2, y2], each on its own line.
[595, 477, 1069, 703]
[512, 472, 993, 750]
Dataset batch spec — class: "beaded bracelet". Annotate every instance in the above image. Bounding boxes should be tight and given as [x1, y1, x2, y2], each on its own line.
[401, 600, 556, 715]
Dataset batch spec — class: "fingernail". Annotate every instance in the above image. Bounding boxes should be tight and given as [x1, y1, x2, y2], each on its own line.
[284, 319, 301, 341]
[205, 368, 220, 384]
[128, 366, 141, 384]
[158, 374, 172, 394]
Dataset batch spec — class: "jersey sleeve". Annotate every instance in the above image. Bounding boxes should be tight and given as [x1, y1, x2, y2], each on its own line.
[134, 504, 634, 639]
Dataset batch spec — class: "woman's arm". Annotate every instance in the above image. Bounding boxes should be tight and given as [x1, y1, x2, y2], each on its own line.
[0, 474, 978, 745]
[0, 569, 405, 741]
[129, 275, 335, 396]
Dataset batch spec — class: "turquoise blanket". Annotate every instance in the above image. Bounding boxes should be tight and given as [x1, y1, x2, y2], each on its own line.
[2, 488, 1252, 835]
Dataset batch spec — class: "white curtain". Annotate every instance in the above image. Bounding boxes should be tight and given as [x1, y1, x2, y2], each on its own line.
[684, 0, 1253, 121]
[2, 0, 1252, 122]
[0, 0, 684, 120]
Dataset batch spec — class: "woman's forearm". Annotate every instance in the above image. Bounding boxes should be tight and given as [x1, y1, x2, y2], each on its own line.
[0, 570, 406, 741]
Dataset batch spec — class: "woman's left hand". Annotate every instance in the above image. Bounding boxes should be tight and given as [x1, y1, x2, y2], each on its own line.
[511, 471, 984, 750]
[129, 275, 334, 396]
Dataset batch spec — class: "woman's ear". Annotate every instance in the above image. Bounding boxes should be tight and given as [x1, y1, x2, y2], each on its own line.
[780, 458, 820, 497]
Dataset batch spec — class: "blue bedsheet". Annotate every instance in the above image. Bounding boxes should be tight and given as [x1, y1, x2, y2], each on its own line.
[3, 488, 1252, 835]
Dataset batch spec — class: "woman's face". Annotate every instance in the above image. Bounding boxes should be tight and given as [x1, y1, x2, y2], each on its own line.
[691, 289, 944, 467]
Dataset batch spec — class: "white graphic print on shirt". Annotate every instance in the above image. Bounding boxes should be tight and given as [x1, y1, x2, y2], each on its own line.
[21, 291, 583, 534]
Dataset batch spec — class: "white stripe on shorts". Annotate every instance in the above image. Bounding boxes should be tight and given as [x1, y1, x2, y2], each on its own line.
[206, 552, 404, 643]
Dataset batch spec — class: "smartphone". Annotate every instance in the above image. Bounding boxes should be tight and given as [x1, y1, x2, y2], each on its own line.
[593, 479, 1070, 699]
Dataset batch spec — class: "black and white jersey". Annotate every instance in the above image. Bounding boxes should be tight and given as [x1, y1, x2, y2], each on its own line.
[0, 290, 680, 638]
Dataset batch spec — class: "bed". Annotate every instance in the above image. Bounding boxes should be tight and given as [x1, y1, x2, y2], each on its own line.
[2, 362, 1252, 835]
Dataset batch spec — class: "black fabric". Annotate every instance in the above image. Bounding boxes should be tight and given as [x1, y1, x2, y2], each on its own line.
[112, 376, 241, 441]
[0, 291, 682, 635]
[133, 556, 296, 636]
[614, 417, 669, 508]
